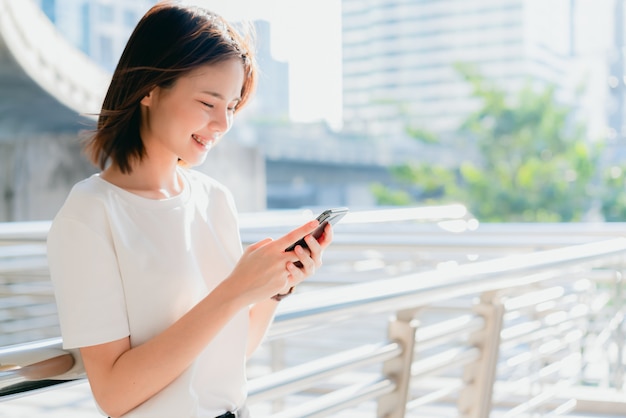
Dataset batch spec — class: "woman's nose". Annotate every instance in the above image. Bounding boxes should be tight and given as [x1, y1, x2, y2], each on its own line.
[210, 109, 231, 133]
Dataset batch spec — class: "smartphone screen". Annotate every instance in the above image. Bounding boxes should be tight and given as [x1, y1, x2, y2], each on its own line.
[285, 207, 349, 252]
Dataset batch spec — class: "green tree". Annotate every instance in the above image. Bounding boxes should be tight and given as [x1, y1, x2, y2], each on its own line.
[600, 164, 626, 221]
[374, 64, 604, 222]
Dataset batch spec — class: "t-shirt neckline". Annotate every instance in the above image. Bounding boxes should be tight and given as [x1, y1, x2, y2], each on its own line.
[92, 167, 192, 209]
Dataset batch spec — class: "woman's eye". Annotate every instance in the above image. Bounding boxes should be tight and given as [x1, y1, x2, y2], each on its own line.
[201, 100, 236, 113]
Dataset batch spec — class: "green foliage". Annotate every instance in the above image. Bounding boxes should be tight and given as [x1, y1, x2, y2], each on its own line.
[370, 183, 413, 206]
[404, 126, 440, 144]
[600, 165, 626, 221]
[374, 63, 614, 222]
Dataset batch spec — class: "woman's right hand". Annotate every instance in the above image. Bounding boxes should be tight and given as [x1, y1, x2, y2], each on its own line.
[225, 219, 321, 304]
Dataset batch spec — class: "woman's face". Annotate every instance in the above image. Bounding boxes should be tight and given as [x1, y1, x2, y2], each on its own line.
[139, 58, 245, 167]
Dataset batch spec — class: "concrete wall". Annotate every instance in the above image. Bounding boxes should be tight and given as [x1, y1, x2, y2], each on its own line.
[0, 134, 96, 221]
[199, 140, 266, 213]
[265, 159, 395, 209]
[0, 135, 265, 222]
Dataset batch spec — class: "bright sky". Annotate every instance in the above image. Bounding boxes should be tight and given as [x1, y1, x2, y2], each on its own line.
[190, 0, 343, 129]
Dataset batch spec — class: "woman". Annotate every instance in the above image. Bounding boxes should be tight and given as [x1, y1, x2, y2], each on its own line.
[46, 2, 332, 417]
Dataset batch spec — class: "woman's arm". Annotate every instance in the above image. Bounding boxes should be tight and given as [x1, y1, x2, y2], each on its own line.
[81, 281, 246, 417]
[80, 221, 321, 418]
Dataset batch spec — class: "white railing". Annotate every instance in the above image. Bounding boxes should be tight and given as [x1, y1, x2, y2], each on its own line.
[2, 208, 626, 417]
[245, 239, 626, 417]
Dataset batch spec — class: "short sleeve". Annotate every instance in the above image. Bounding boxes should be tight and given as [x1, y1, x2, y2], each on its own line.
[47, 217, 130, 349]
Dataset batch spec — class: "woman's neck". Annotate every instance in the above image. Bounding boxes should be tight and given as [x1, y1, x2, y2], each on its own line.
[101, 161, 184, 200]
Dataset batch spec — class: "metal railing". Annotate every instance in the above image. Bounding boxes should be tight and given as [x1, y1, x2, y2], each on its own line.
[2, 207, 626, 416]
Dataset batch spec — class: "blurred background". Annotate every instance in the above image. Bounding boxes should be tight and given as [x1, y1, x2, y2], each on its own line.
[6, 2, 626, 416]
[3, 0, 626, 222]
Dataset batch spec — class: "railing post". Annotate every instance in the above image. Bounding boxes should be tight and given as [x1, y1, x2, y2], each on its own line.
[612, 269, 625, 389]
[270, 339, 286, 413]
[377, 309, 418, 418]
[458, 291, 505, 418]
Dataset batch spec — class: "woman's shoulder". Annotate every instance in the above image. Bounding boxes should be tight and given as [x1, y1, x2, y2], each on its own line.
[48, 174, 117, 244]
[182, 168, 231, 196]
[52, 174, 118, 223]
[61, 174, 111, 206]
[182, 168, 239, 214]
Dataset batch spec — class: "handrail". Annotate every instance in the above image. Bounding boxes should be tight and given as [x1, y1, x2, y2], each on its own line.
[0, 221, 51, 243]
[0, 240, 626, 353]
[247, 342, 401, 402]
[6, 218, 626, 253]
[268, 238, 626, 339]
[0, 205, 474, 241]
[3, 215, 626, 416]
[0, 338, 82, 398]
[0, 206, 477, 395]
[3, 238, 626, 407]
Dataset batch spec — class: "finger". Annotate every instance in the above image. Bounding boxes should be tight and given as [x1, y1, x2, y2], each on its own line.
[289, 244, 308, 269]
[303, 235, 323, 266]
[278, 220, 320, 249]
[292, 243, 319, 274]
[314, 224, 334, 250]
[287, 259, 307, 282]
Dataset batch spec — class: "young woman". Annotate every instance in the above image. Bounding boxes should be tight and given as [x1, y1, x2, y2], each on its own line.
[46, 2, 332, 417]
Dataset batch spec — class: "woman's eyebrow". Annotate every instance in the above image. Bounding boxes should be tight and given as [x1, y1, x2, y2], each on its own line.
[201, 90, 241, 102]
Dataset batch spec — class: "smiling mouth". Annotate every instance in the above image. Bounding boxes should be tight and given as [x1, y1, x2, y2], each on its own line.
[192, 133, 213, 149]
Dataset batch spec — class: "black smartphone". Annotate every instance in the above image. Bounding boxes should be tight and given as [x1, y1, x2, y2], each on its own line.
[285, 207, 349, 252]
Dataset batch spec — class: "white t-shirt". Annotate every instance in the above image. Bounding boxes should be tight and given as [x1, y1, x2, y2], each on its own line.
[46, 168, 249, 417]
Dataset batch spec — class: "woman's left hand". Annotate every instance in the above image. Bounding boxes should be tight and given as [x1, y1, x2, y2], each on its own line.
[283, 222, 334, 290]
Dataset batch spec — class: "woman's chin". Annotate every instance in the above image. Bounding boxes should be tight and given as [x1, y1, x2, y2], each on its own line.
[178, 154, 209, 168]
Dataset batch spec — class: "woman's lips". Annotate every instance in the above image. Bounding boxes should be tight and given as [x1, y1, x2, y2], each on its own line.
[192, 133, 214, 150]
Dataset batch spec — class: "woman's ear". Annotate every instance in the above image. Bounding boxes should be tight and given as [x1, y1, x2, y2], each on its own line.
[140, 88, 156, 106]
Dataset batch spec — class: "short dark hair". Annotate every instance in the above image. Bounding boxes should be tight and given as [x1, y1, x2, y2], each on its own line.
[85, 1, 257, 173]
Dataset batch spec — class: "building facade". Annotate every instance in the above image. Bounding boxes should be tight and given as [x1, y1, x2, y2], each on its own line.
[35, 0, 155, 71]
[340, 0, 597, 142]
